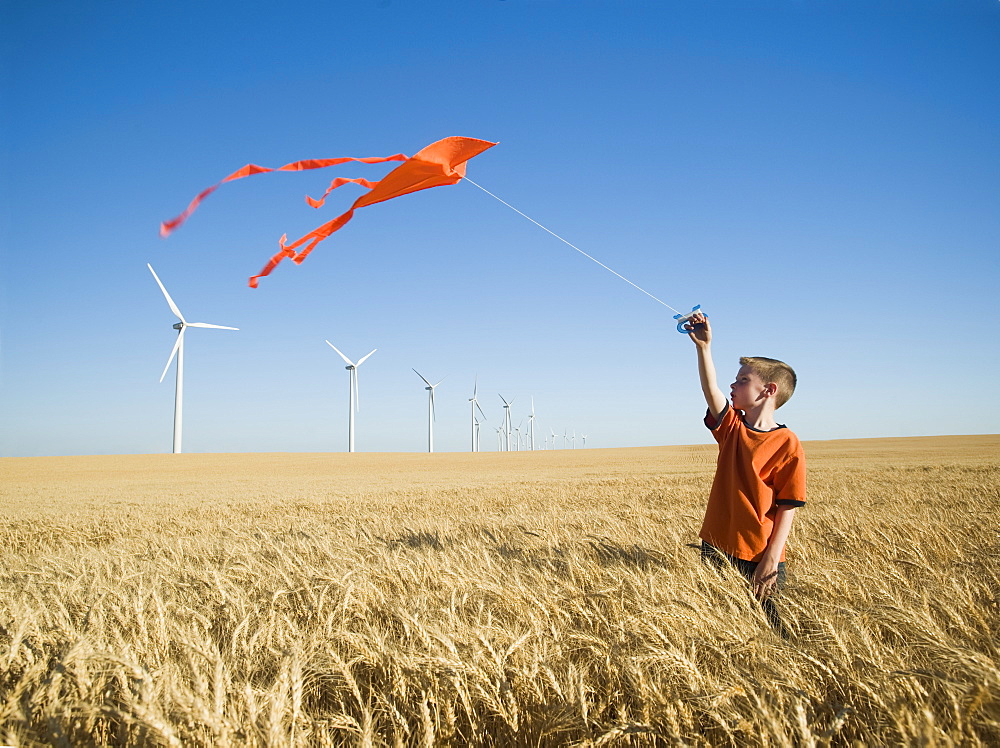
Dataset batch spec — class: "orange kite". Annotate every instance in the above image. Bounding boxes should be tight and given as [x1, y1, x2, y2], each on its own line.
[160, 136, 497, 287]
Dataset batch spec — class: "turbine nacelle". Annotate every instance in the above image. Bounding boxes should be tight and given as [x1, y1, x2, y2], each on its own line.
[326, 341, 376, 371]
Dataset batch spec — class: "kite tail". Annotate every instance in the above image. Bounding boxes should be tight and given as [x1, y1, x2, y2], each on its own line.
[162, 153, 409, 236]
[305, 177, 381, 208]
[160, 184, 221, 237]
[247, 208, 357, 288]
[248, 238, 295, 289]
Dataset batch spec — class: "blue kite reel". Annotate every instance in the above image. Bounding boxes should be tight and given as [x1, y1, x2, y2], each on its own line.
[673, 305, 706, 334]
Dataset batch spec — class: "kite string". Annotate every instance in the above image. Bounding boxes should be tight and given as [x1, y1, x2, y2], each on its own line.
[461, 176, 683, 316]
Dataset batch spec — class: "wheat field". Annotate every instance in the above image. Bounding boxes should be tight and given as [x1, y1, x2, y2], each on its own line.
[1, 435, 997, 746]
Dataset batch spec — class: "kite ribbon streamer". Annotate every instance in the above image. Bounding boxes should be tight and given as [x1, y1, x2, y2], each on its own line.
[159, 154, 409, 237]
[160, 136, 497, 288]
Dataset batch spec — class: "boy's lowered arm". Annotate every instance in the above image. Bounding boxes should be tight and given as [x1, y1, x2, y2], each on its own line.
[685, 313, 727, 420]
[753, 506, 797, 597]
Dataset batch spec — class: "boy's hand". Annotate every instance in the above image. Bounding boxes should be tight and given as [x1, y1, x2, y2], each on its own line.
[684, 312, 711, 347]
[752, 556, 780, 599]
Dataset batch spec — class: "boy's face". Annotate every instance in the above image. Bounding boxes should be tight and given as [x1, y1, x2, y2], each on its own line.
[730, 365, 771, 412]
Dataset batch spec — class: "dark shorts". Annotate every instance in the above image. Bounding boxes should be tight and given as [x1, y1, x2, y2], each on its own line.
[701, 541, 790, 636]
[700, 541, 787, 590]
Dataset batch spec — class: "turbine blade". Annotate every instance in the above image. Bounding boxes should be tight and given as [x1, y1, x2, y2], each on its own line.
[430, 389, 436, 421]
[473, 375, 478, 398]
[159, 327, 184, 383]
[413, 368, 432, 387]
[148, 263, 186, 323]
[475, 400, 488, 420]
[188, 322, 239, 330]
[356, 349, 377, 367]
[498, 393, 508, 406]
[325, 340, 355, 366]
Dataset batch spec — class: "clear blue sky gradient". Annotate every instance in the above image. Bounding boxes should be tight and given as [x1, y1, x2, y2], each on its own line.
[2, 0, 998, 456]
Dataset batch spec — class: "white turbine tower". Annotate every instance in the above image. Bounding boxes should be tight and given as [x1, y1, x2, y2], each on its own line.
[571, 430, 577, 449]
[581, 434, 588, 448]
[325, 341, 376, 453]
[563, 429, 569, 449]
[413, 369, 445, 453]
[498, 394, 514, 452]
[514, 419, 523, 452]
[528, 397, 536, 451]
[469, 378, 487, 452]
[550, 428, 558, 450]
[148, 263, 238, 454]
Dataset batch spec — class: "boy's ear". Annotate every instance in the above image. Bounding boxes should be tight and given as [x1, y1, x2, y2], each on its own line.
[764, 382, 779, 399]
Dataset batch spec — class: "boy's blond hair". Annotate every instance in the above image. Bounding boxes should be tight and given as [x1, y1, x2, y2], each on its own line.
[739, 356, 797, 409]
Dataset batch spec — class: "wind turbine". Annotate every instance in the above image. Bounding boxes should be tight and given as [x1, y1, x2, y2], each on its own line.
[498, 394, 514, 452]
[514, 419, 524, 452]
[550, 428, 558, 450]
[413, 369, 445, 453]
[528, 398, 536, 451]
[469, 378, 487, 452]
[147, 263, 238, 454]
[325, 341, 376, 453]
[563, 429, 569, 449]
[581, 434, 588, 448]
[571, 431, 577, 449]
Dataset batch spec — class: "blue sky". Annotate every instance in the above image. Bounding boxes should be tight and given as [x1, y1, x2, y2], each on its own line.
[2, 0, 998, 456]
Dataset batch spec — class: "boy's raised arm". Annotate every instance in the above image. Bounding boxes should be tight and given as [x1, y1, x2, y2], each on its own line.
[685, 313, 727, 420]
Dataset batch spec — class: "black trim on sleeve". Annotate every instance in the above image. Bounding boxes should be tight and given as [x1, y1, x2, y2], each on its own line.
[704, 403, 730, 430]
[775, 499, 806, 508]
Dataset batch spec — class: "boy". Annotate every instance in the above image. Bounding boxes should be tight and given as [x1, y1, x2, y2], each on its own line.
[683, 312, 805, 632]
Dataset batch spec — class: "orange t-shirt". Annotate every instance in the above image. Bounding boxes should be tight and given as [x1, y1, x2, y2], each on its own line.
[699, 405, 806, 563]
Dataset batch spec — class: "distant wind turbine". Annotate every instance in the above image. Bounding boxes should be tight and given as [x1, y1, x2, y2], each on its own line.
[325, 341, 376, 453]
[550, 428, 558, 450]
[528, 398, 536, 451]
[469, 377, 487, 452]
[499, 394, 514, 452]
[581, 434, 587, 448]
[414, 369, 445, 453]
[147, 263, 238, 454]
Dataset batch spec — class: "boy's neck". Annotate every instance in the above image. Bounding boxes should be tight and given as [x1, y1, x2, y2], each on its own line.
[739, 402, 779, 431]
